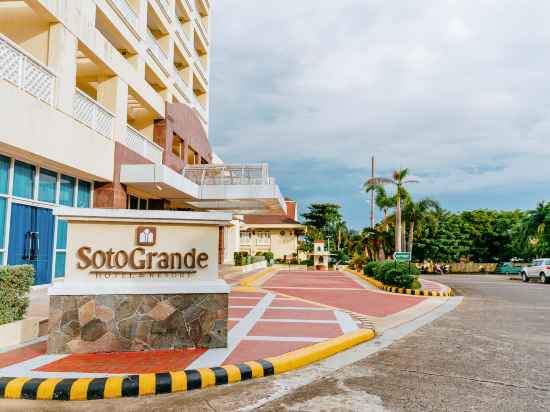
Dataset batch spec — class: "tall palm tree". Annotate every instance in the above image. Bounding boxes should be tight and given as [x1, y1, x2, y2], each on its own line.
[364, 184, 395, 228]
[403, 197, 441, 253]
[365, 169, 418, 252]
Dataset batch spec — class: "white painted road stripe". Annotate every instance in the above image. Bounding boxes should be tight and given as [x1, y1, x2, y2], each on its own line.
[267, 307, 334, 311]
[266, 287, 365, 291]
[0, 354, 69, 377]
[188, 292, 276, 369]
[256, 319, 339, 324]
[334, 310, 360, 333]
[243, 336, 326, 343]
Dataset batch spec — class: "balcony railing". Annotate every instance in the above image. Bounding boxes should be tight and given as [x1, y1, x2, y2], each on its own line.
[146, 29, 169, 69]
[183, 164, 274, 186]
[109, 0, 138, 29]
[0, 34, 55, 105]
[157, 0, 173, 22]
[191, 93, 207, 121]
[175, 25, 192, 57]
[73, 89, 114, 138]
[194, 16, 208, 43]
[173, 66, 191, 99]
[126, 125, 163, 164]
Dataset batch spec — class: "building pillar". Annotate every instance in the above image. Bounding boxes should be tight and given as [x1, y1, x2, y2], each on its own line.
[97, 76, 128, 144]
[218, 226, 224, 265]
[93, 182, 127, 209]
[47, 23, 77, 115]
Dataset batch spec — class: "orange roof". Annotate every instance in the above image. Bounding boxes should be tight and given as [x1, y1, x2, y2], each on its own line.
[243, 215, 301, 225]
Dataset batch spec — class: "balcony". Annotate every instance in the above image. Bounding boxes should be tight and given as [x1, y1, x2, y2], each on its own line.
[146, 29, 169, 73]
[173, 66, 191, 100]
[73, 89, 114, 138]
[126, 125, 164, 163]
[175, 25, 192, 58]
[120, 163, 288, 214]
[0, 34, 55, 105]
[194, 16, 208, 45]
[108, 0, 139, 32]
[191, 93, 207, 122]
[156, 0, 173, 23]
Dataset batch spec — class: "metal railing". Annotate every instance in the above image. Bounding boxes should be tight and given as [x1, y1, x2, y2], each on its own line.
[191, 92, 207, 121]
[157, 0, 173, 21]
[73, 89, 114, 138]
[0, 34, 55, 105]
[173, 65, 191, 99]
[146, 29, 168, 68]
[126, 125, 164, 164]
[183, 164, 274, 186]
[110, 0, 138, 29]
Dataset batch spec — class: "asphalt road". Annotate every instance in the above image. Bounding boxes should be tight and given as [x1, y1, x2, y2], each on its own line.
[255, 275, 550, 412]
[3, 275, 549, 411]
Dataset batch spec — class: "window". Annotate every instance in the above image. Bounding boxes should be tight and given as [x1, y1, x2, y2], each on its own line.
[172, 135, 184, 159]
[240, 231, 251, 244]
[38, 168, 57, 203]
[0, 197, 6, 251]
[256, 231, 271, 246]
[128, 194, 148, 210]
[13, 160, 35, 199]
[77, 180, 91, 208]
[0, 155, 9, 194]
[54, 220, 67, 278]
[187, 146, 198, 165]
[59, 175, 75, 206]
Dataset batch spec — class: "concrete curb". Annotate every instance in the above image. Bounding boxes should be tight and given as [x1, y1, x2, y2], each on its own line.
[346, 269, 455, 297]
[239, 267, 275, 287]
[0, 329, 374, 401]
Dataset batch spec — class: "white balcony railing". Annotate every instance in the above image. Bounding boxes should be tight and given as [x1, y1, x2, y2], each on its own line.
[157, 0, 173, 22]
[175, 25, 192, 57]
[126, 125, 164, 164]
[73, 89, 114, 138]
[191, 93, 207, 121]
[146, 29, 169, 69]
[173, 66, 191, 100]
[183, 164, 273, 186]
[110, 0, 138, 29]
[0, 34, 55, 105]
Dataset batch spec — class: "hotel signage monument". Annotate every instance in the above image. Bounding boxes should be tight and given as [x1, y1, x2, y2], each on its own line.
[47, 209, 231, 354]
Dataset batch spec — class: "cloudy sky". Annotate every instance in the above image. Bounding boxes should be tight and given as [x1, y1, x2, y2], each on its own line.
[208, 0, 550, 228]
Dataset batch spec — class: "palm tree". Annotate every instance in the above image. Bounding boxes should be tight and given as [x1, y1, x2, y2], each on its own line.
[365, 169, 418, 252]
[403, 197, 441, 253]
[364, 184, 395, 229]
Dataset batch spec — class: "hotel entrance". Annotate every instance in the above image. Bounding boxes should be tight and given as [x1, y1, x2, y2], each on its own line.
[7, 203, 55, 285]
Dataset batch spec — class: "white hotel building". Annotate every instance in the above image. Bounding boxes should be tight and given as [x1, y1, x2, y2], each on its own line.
[0, 0, 289, 285]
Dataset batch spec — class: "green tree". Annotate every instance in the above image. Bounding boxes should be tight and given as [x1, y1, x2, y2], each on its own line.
[403, 197, 441, 253]
[302, 203, 346, 252]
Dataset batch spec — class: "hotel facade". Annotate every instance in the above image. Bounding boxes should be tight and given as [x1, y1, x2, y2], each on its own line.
[0, 0, 290, 285]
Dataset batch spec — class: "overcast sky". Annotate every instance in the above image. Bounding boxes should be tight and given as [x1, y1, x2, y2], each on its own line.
[208, 0, 550, 228]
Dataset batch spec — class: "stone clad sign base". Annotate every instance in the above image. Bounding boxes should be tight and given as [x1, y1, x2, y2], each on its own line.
[48, 293, 227, 354]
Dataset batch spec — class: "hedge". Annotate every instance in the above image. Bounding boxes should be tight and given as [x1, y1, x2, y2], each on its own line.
[363, 261, 419, 289]
[0, 265, 34, 326]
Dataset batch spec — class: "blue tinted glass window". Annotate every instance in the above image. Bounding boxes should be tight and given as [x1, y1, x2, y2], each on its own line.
[38, 168, 57, 203]
[56, 219, 67, 249]
[129, 195, 138, 210]
[59, 175, 75, 206]
[0, 156, 9, 194]
[13, 160, 35, 199]
[55, 252, 66, 278]
[0, 198, 6, 248]
[139, 198, 147, 210]
[77, 180, 91, 208]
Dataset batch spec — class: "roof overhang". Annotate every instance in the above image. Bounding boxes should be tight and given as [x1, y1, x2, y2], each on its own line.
[120, 163, 287, 215]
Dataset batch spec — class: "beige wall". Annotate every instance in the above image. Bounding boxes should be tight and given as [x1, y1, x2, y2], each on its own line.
[240, 229, 299, 260]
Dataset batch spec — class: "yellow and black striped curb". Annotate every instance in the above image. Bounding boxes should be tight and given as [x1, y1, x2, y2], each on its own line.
[239, 267, 275, 287]
[345, 269, 455, 297]
[0, 329, 375, 401]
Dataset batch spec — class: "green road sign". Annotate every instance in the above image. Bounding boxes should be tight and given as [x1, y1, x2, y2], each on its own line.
[394, 252, 411, 262]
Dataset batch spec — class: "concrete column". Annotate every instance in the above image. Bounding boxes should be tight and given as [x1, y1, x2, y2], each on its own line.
[97, 76, 128, 143]
[47, 23, 77, 115]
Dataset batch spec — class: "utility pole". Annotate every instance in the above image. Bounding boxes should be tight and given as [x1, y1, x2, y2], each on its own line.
[370, 156, 375, 228]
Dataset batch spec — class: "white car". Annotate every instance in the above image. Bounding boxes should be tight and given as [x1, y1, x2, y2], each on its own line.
[520, 259, 550, 283]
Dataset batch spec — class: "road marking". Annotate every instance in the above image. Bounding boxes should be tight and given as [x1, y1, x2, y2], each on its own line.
[242, 336, 326, 343]
[188, 293, 276, 369]
[266, 287, 365, 291]
[255, 319, 340, 324]
[334, 310, 359, 334]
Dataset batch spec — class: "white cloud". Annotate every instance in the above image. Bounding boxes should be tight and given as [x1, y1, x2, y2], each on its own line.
[209, 0, 550, 200]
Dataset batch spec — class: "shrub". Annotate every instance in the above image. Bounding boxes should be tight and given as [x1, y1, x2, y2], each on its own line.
[255, 251, 264, 256]
[0, 265, 34, 326]
[300, 258, 314, 267]
[251, 255, 266, 264]
[376, 262, 419, 289]
[364, 261, 381, 276]
[263, 251, 274, 262]
[234, 252, 243, 266]
[349, 255, 369, 270]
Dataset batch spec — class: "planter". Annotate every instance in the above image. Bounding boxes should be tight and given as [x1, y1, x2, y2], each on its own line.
[0, 316, 43, 349]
